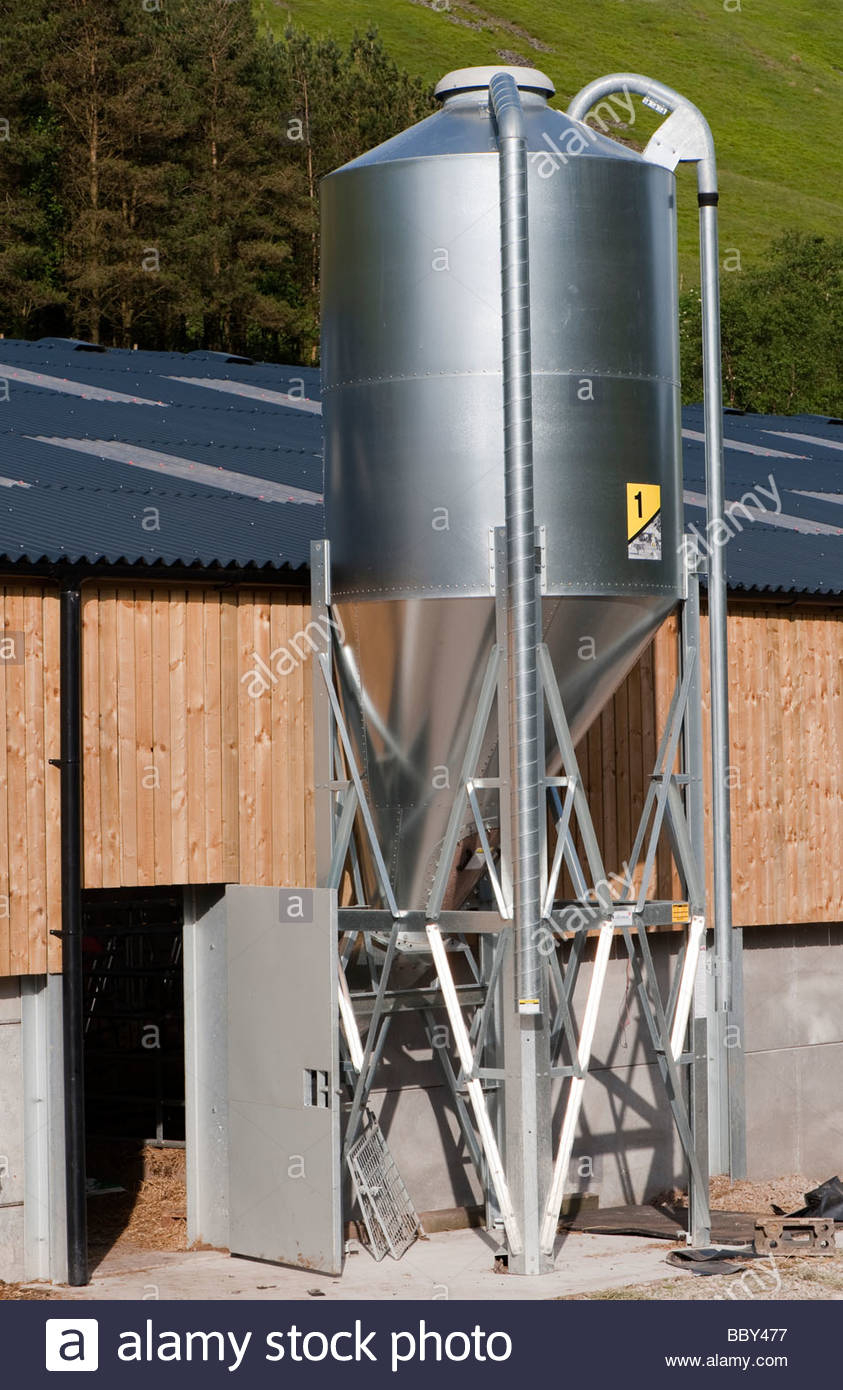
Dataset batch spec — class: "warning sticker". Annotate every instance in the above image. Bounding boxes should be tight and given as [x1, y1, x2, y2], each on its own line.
[672, 902, 690, 924]
[627, 483, 662, 560]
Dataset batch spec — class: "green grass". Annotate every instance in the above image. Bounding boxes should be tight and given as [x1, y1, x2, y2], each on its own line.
[255, 0, 843, 280]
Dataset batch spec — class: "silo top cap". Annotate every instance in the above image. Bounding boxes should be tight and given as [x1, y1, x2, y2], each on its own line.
[434, 66, 555, 100]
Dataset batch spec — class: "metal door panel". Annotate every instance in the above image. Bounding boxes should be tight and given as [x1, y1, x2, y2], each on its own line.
[226, 886, 341, 1273]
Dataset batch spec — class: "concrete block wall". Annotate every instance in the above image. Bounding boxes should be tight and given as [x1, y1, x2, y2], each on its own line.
[0, 978, 24, 1280]
[743, 923, 843, 1181]
[375, 925, 843, 1214]
[371, 935, 688, 1213]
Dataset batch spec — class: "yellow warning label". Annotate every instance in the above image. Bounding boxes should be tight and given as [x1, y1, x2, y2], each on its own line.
[627, 483, 662, 541]
[672, 902, 690, 924]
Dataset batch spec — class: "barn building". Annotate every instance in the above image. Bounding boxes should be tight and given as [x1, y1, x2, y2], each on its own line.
[0, 338, 839, 1283]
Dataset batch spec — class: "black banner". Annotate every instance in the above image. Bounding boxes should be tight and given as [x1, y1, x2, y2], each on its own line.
[2, 1299, 833, 1386]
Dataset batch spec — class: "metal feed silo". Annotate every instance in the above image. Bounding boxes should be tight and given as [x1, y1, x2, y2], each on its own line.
[321, 65, 683, 912]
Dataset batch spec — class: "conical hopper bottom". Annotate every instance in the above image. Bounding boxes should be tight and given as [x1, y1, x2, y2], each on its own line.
[334, 594, 674, 911]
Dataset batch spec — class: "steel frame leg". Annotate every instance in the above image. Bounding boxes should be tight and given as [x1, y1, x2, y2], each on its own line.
[426, 924, 522, 1254]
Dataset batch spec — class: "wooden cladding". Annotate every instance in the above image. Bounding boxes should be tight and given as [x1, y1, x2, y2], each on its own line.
[82, 585, 314, 892]
[705, 603, 843, 928]
[573, 620, 677, 904]
[0, 585, 61, 975]
[574, 604, 843, 928]
[0, 577, 840, 977]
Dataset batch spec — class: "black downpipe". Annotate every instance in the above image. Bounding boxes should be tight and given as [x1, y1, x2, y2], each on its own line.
[60, 581, 87, 1285]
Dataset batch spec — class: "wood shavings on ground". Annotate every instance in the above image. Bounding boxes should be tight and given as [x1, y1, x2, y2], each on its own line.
[708, 1173, 819, 1214]
[87, 1144, 187, 1259]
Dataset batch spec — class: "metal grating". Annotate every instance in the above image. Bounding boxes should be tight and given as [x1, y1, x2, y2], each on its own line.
[347, 1117, 420, 1261]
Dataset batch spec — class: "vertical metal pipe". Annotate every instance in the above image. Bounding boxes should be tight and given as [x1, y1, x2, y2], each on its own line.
[699, 182, 747, 1178]
[489, 72, 542, 1018]
[490, 72, 549, 1277]
[698, 194, 733, 1022]
[60, 580, 87, 1286]
[680, 563, 712, 1237]
[699, 174, 745, 1178]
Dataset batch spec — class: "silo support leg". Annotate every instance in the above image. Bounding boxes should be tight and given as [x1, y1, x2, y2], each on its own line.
[426, 924, 523, 1257]
[621, 917, 712, 1236]
[541, 919, 615, 1253]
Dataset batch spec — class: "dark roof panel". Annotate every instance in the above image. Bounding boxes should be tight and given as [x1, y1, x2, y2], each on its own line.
[0, 342, 323, 572]
[0, 342, 839, 592]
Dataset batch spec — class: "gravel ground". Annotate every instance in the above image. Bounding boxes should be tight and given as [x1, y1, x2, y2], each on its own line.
[0, 1282, 57, 1301]
[565, 1253, 843, 1300]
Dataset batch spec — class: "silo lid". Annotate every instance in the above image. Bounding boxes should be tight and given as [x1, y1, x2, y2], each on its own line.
[434, 66, 555, 100]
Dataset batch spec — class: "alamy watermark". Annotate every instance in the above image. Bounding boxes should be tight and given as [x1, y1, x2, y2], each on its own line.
[680, 472, 782, 568]
[531, 85, 636, 178]
[241, 610, 346, 698]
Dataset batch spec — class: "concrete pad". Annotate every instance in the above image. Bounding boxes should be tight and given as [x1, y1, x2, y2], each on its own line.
[51, 1227, 688, 1302]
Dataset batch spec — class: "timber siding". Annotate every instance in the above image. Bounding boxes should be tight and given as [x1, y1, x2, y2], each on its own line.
[576, 602, 843, 928]
[0, 584, 61, 975]
[0, 581, 840, 976]
[81, 583, 315, 893]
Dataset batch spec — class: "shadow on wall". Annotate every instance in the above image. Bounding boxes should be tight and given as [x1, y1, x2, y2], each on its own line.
[364, 934, 688, 1215]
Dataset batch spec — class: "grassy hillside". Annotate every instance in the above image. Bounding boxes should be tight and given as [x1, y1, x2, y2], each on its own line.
[255, 0, 843, 286]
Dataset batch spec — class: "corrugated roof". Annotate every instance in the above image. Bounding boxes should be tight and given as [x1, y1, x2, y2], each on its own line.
[0, 339, 323, 571]
[0, 340, 839, 592]
[680, 405, 843, 595]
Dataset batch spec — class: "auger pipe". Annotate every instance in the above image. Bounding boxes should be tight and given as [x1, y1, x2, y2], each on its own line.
[570, 72, 736, 1161]
[571, 78, 732, 1001]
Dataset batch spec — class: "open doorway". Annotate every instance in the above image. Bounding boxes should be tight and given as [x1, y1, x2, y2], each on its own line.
[81, 887, 187, 1266]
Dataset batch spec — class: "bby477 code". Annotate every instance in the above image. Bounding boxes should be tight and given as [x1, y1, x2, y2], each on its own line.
[728, 1329, 788, 1342]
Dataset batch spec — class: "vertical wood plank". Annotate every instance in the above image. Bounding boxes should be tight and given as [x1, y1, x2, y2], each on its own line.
[44, 590, 62, 972]
[638, 635, 666, 898]
[81, 589, 102, 890]
[151, 589, 173, 886]
[729, 609, 752, 925]
[270, 593, 290, 884]
[220, 591, 240, 881]
[0, 590, 10, 976]
[252, 592, 273, 884]
[290, 593, 308, 885]
[796, 612, 818, 918]
[762, 606, 785, 925]
[169, 590, 189, 883]
[5, 588, 28, 974]
[185, 589, 206, 883]
[116, 587, 138, 884]
[583, 721, 603, 867]
[134, 589, 155, 886]
[599, 697, 618, 879]
[203, 591, 224, 882]
[821, 610, 843, 920]
[613, 670, 631, 890]
[302, 600, 316, 885]
[97, 587, 121, 886]
[237, 592, 256, 883]
[778, 607, 799, 922]
[24, 587, 47, 974]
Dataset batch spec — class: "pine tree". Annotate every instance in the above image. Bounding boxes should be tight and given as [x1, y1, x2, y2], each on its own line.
[0, 0, 66, 336]
[162, 0, 308, 357]
[42, 0, 189, 345]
